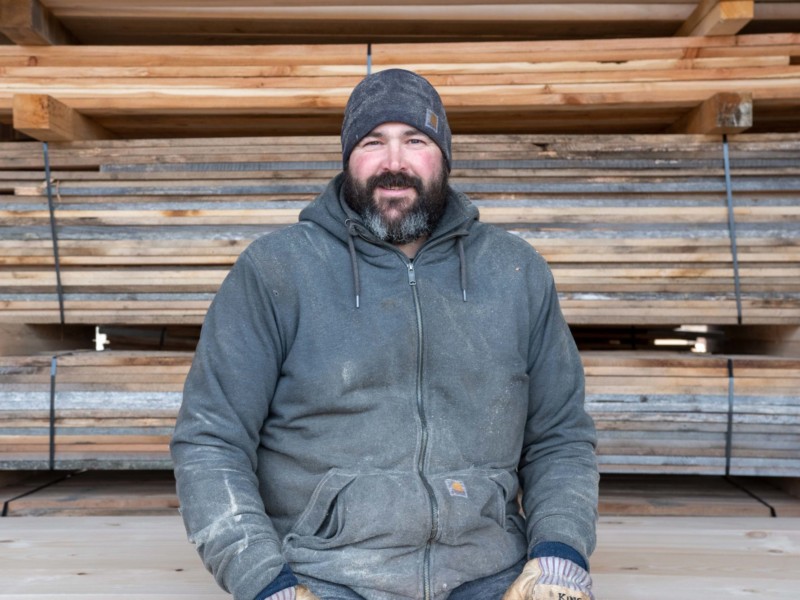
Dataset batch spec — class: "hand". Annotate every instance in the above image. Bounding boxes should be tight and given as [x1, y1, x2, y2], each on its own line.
[295, 584, 321, 600]
[502, 557, 594, 600]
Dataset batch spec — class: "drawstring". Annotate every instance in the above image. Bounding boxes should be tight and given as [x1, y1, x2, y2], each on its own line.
[345, 220, 469, 307]
[346, 220, 362, 308]
[457, 236, 468, 302]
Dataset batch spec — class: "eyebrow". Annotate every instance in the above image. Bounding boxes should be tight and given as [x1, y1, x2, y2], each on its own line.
[363, 127, 425, 139]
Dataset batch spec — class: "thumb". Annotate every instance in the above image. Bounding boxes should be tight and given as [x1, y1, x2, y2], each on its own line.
[502, 558, 544, 600]
[295, 585, 321, 600]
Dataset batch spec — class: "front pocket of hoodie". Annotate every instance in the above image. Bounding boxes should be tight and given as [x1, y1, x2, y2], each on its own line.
[284, 469, 432, 552]
[433, 469, 520, 545]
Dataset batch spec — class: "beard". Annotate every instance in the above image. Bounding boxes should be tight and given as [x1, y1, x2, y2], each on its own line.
[343, 167, 449, 245]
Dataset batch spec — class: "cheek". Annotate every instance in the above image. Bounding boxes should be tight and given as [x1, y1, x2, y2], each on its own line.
[348, 155, 381, 182]
[414, 151, 444, 181]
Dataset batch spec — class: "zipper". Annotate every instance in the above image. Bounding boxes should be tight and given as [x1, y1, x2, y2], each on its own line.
[407, 259, 439, 600]
[346, 225, 467, 598]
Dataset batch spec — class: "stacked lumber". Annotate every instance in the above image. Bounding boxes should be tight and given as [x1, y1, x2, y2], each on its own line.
[1, 33, 800, 137]
[0, 136, 339, 324]
[4, 1, 800, 45]
[585, 351, 800, 476]
[3, 132, 798, 326]
[585, 351, 731, 474]
[727, 136, 800, 324]
[0, 1, 761, 45]
[0, 470, 181, 516]
[729, 355, 800, 476]
[1, 350, 797, 475]
[598, 474, 800, 517]
[0, 351, 187, 469]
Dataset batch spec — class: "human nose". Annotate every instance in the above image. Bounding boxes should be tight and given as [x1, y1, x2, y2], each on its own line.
[380, 140, 406, 173]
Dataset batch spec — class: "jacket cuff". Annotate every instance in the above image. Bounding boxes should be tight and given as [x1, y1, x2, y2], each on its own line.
[530, 541, 588, 572]
[254, 564, 299, 600]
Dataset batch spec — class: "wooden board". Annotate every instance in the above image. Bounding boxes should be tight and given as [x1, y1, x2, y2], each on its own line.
[592, 515, 800, 599]
[0, 514, 798, 599]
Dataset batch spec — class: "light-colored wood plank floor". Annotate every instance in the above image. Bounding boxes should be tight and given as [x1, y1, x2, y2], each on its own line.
[1, 515, 798, 599]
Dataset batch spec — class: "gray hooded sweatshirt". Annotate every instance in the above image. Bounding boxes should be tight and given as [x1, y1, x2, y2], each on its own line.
[171, 173, 598, 600]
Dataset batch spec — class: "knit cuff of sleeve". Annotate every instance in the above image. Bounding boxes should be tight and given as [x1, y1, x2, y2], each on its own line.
[254, 564, 299, 600]
[530, 541, 589, 572]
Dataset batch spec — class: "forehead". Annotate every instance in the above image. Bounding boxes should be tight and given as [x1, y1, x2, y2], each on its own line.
[363, 122, 431, 139]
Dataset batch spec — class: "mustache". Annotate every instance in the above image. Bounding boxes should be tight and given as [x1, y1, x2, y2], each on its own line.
[366, 172, 424, 196]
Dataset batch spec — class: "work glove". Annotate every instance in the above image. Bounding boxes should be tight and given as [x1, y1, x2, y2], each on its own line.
[296, 586, 321, 600]
[264, 585, 320, 600]
[502, 556, 595, 600]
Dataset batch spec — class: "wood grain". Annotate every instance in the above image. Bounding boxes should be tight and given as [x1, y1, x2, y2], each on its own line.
[2, 132, 797, 327]
[1, 349, 797, 474]
[0, 514, 798, 599]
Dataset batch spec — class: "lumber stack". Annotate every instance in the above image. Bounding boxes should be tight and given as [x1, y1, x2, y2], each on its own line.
[1, 350, 798, 475]
[585, 351, 800, 476]
[1, 15, 798, 485]
[729, 356, 800, 476]
[585, 351, 731, 474]
[727, 136, 800, 324]
[0, 1, 771, 45]
[2, 132, 798, 326]
[1, 33, 799, 137]
[0, 351, 186, 470]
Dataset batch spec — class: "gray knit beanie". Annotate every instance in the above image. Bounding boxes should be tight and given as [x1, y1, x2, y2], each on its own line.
[341, 68, 452, 172]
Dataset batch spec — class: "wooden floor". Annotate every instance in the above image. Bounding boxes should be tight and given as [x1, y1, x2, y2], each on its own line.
[2, 472, 800, 599]
[1, 514, 798, 599]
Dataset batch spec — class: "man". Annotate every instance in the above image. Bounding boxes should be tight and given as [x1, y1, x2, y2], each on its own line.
[171, 68, 599, 600]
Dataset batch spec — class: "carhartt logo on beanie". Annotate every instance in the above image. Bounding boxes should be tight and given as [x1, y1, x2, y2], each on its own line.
[341, 68, 452, 172]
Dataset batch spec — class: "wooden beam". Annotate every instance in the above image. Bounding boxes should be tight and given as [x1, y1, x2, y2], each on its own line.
[13, 94, 114, 141]
[676, 0, 754, 37]
[0, 0, 76, 45]
[668, 91, 753, 134]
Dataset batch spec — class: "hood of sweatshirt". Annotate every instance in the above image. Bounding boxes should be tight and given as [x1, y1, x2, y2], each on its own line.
[298, 172, 480, 306]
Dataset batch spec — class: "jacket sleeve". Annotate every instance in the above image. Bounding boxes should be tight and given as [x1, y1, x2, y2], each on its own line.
[518, 261, 599, 567]
[170, 249, 290, 600]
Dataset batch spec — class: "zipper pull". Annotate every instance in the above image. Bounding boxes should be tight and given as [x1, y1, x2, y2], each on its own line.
[407, 263, 416, 286]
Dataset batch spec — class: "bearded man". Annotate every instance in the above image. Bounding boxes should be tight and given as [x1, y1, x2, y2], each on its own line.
[171, 69, 599, 600]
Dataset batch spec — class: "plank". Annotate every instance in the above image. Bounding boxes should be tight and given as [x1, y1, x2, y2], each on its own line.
[599, 473, 800, 517]
[592, 516, 800, 599]
[1, 514, 798, 599]
[676, 0, 754, 37]
[13, 94, 115, 142]
[0, 0, 75, 46]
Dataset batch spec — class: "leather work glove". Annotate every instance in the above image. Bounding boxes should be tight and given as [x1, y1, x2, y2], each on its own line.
[502, 556, 595, 600]
[265, 585, 320, 600]
[296, 585, 321, 600]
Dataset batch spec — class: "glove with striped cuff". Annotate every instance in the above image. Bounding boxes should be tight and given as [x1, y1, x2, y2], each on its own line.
[502, 556, 595, 600]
